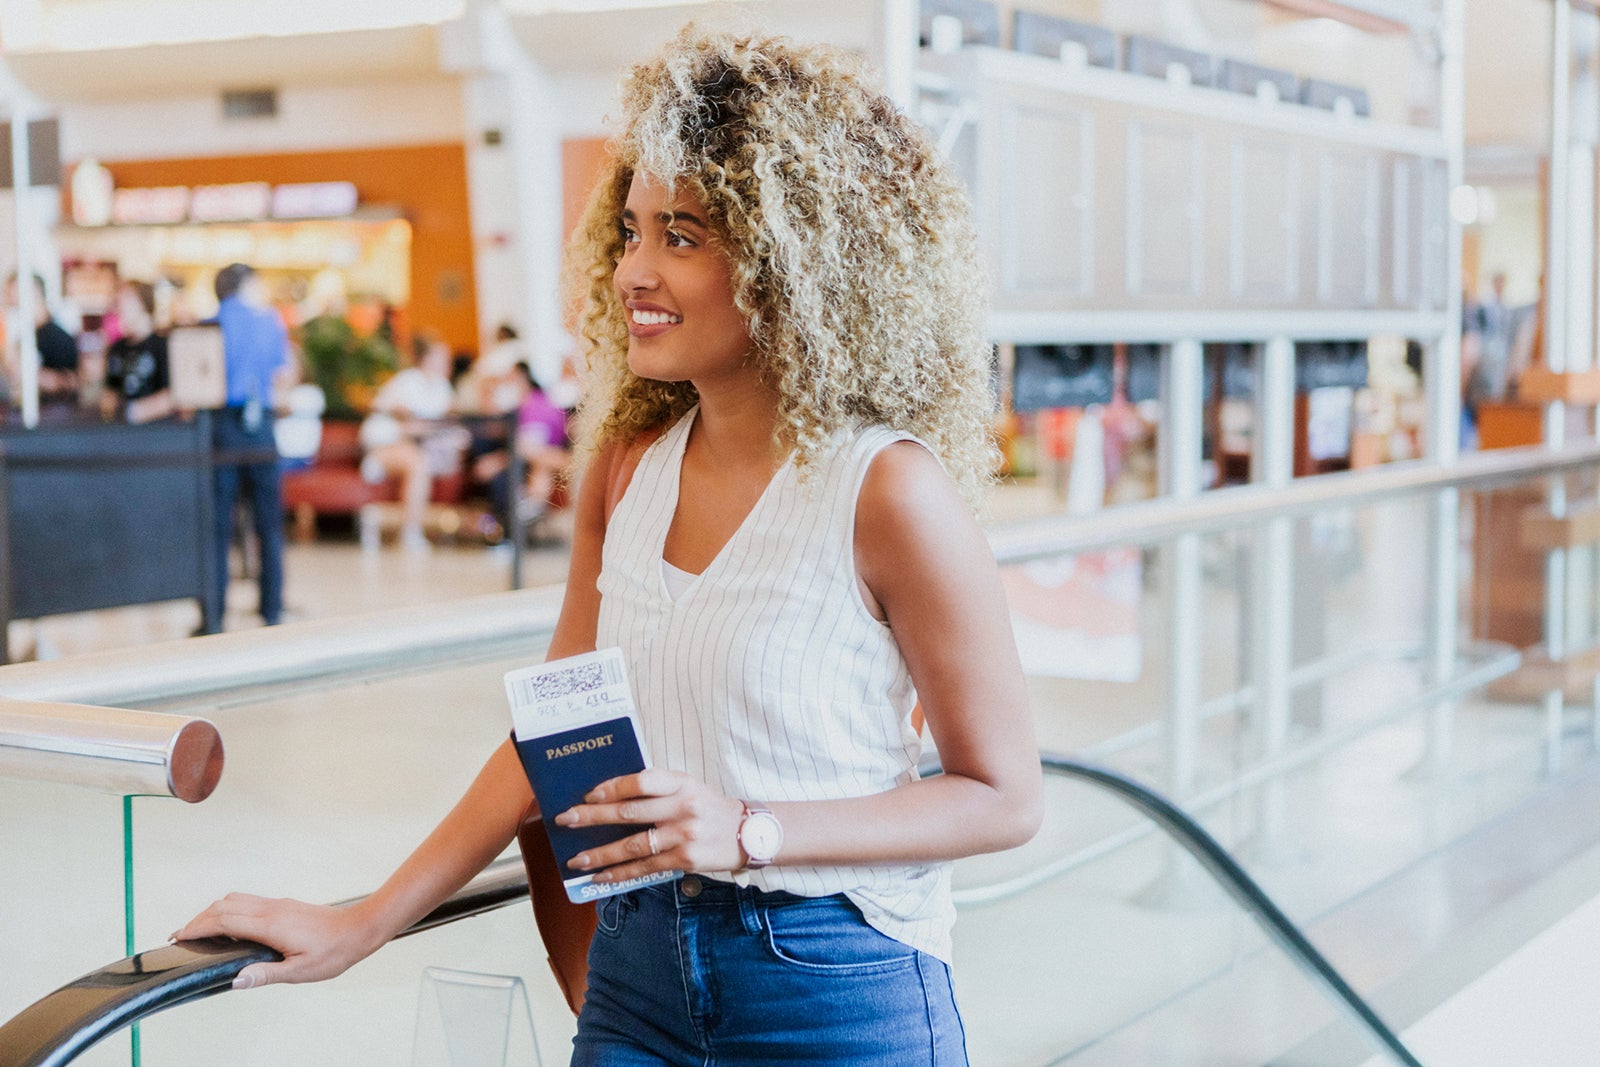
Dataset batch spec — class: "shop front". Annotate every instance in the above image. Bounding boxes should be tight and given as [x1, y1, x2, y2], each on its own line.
[53, 142, 478, 362]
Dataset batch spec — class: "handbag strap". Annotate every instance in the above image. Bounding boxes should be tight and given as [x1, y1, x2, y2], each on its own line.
[517, 804, 595, 1016]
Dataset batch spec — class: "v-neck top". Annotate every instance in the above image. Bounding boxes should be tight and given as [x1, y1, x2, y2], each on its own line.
[660, 558, 696, 602]
[594, 407, 952, 962]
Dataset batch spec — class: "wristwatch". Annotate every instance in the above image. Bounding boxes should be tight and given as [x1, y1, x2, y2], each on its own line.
[737, 801, 783, 870]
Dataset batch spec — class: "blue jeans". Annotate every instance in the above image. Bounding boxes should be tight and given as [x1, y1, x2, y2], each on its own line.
[572, 875, 968, 1066]
[210, 407, 284, 627]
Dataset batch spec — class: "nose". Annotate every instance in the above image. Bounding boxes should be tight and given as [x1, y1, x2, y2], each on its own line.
[613, 243, 660, 295]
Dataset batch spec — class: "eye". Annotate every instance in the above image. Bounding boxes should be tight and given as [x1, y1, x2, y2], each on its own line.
[619, 223, 639, 245]
[665, 230, 696, 248]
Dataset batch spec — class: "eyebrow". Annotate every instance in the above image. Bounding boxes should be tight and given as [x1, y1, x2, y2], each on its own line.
[621, 207, 710, 230]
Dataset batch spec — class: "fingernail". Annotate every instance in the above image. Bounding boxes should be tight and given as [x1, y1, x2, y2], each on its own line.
[555, 809, 577, 826]
[232, 972, 255, 990]
[572, 853, 590, 869]
[166, 936, 178, 945]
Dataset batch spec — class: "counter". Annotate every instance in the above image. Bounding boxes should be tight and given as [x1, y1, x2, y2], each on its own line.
[0, 412, 218, 662]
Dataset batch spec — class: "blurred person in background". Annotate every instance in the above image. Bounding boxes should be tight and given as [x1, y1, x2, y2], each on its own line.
[454, 322, 531, 416]
[470, 362, 573, 541]
[359, 332, 465, 552]
[1464, 272, 1517, 414]
[5, 272, 79, 403]
[102, 280, 174, 424]
[206, 262, 289, 632]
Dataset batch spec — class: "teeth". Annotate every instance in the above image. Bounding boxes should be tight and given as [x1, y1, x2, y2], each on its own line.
[631, 309, 682, 326]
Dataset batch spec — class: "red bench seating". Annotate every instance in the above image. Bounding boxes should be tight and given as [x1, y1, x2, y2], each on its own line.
[281, 420, 465, 541]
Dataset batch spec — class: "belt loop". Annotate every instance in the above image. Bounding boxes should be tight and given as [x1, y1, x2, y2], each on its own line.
[735, 883, 762, 935]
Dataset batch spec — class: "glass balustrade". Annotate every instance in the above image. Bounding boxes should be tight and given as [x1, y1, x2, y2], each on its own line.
[5, 455, 1600, 1065]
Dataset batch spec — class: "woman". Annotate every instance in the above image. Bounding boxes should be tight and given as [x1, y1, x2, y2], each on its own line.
[176, 28, 1041, 1065]
[102, 280, 173, 424]
[470, 363, 574, 538]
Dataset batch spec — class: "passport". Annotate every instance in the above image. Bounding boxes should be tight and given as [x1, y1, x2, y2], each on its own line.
[512, 716, 680, 902]
[505, 648, 680, 903]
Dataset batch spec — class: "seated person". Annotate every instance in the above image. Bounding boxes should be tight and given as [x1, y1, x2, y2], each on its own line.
[359, 333, 467, 552]
[5, 272, 79, 402]
[275, 382, 326, 474]
[470, 363, 573, 538]
[102, 280, 174, 424]
[454, 322, 529, 416]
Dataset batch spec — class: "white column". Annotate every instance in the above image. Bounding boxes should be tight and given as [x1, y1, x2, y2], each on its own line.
[1428, 0, 1466, 467]
[1162, 339, 1205, 500]
[440, 1, 565, 385]
[1548, 0, 1572, 389]
[1256, 336, 1295, 487]
[1253, 337, 1294, 843]
[1419, 0, 1468, 776]
[872, 0, 918, 111]
[1161, 339, 1204, 805]
[1143, 337, 1206, 902]
[1541, 1, 1575, 774]
[2, 55, 42, 427]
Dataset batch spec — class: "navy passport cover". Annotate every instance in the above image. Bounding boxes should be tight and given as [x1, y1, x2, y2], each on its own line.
[513, 716, 677, 901]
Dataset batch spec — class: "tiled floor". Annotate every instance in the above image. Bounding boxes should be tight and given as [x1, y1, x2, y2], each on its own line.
[6, 474, 1067, 664]
[5, 523, 577, 664]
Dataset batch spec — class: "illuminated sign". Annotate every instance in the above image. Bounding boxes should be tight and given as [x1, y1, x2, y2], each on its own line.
[85, 179, 362, 226]
[112, 185, 191, 225]
[189, 182, 273, 222]
[271, 181, 359, 219]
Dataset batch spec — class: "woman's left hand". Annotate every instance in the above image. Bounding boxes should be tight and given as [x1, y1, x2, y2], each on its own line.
[554, 769, 746, 881]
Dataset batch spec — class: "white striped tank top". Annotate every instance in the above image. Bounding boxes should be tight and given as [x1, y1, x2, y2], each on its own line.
[595, 407, 955, 962]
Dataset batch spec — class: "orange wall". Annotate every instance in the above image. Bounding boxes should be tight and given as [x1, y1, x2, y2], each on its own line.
[561, 137, 611, 246]
[95, 143, 479, 356]
[559, 137, 613, 331]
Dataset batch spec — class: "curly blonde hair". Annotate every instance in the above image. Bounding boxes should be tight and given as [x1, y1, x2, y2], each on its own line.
[568, 27, 997, 504]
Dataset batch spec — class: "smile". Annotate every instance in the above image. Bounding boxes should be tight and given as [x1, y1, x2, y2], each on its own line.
[632, 309, 682, 326]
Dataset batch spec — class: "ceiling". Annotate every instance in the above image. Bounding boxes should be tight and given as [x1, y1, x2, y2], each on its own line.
[0, 0, 1565, 160]
[3, 24, 444, 100]
[506, 0, 873, 74]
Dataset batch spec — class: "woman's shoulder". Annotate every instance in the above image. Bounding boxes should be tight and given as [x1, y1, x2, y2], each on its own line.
[855, 436, 970, 550]
[853, 437, 989, 612]
[859, 437, 953, 506]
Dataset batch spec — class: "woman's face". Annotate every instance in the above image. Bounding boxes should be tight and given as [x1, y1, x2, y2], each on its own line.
[612, 174, 752, 388]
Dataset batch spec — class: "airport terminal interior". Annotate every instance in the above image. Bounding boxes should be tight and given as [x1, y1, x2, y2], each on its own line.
[4, 1, 1600, 1064]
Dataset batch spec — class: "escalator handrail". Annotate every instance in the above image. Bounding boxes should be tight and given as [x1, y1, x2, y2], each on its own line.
[6, 759, 1422, 1067]
[1029, 751, 1423, 1067]
[0, 857, 530, 1067]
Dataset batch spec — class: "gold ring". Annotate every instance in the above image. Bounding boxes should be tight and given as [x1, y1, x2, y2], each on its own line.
[647, 827, 660, 856]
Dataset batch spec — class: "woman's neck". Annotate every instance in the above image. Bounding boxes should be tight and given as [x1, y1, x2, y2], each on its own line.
[690, 371, 781, 465]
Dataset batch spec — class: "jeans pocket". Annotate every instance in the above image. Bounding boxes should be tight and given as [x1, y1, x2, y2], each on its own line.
[762, 897, 917, 974]
[594, 891, 635, 938]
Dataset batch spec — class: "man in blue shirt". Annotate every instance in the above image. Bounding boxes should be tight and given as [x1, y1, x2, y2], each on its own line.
[204, 262, 288, 631]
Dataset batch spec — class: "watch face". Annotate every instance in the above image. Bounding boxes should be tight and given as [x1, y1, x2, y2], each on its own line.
[742, 811, 783, 861]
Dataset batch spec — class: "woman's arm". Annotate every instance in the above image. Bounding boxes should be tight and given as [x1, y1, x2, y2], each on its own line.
[171, 441, 620, 988]
[796, 440, 1044, 859]
[559, 441, 1042, 880]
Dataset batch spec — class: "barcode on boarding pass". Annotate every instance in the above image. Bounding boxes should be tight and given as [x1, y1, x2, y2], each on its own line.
[506, 648, 634, 738]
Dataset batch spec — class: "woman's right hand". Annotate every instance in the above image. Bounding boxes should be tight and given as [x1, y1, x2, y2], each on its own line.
[170, 894, 387, 990]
